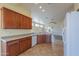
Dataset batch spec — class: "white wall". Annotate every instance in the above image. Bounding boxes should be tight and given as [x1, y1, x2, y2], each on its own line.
[32, 26, 45, 33]
[50, 4, 74, 36]
[52, 20, 64, 35]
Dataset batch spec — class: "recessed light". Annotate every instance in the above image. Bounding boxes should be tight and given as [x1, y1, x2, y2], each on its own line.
[39, 6, 42, 9]
[42, 9, 45, 12]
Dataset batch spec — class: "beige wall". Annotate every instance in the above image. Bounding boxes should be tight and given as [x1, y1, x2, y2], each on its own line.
[0, 3, 31, 17]
[71, 3, 79, 11]
[74, 3, 79, 11]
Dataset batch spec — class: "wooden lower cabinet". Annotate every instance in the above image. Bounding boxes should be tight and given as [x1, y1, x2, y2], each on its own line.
[6, 36, 32, 56]
[27, 36, 32, 49]
[19, 37, 28, 53]
[6, 40, 19, 56]
[37, 34, 51, 44]
[19, 36, 32, 53]
[37, 35, 46, 44]
[46, 35, 51, 43]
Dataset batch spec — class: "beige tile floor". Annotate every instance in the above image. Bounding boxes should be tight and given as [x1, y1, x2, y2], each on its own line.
[19, 40, 64, 56]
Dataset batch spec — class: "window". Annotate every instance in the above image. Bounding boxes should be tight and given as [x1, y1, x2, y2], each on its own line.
[40, 25, 43, 28]
[35, 23, 39, 27]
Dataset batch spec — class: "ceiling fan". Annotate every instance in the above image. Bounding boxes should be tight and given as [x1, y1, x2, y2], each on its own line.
[49, 22, 56, 24]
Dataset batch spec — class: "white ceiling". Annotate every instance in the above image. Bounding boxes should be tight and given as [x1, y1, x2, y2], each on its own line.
[20, 3, 73, 26]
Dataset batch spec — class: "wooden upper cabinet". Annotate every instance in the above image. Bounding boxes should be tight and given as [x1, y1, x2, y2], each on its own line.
[20, 15, 28, 29]
[28, 18, 32, 29]
[20, 15, 32, 29]
[17, 13, 22, 29]
[1, 7, 32, 29]
[2, 7, 19, 29]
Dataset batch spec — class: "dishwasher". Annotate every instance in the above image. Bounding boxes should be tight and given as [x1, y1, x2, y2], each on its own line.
[32, 33, 37, 47]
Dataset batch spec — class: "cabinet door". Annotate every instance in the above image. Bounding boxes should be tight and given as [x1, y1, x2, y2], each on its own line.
[20, 15, 27, 29]
[15, 13, 21, 29]
[6, 40, 19, 56]
[2, 7, 18, 29]
[28, 18, 32, 29]
[23, 16, 32, 29]
[27, 36, 32, 49]
[46, 35, 51, 43]
[1, 7, 32, 29]
[37, 35, 42, 44]
[42, 35, 46, 43]
[37, 35, 46, 44]
[48, 35, 51, 43]
[20, 15, 32, 29]
[19, 38, 28, 53]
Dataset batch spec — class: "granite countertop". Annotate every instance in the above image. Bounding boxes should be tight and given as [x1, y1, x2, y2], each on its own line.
[1, 32, 50, 42]
[1, 32, 38, 42]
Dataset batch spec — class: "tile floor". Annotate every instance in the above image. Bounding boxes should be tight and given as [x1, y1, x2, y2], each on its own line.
[19, 40, 64, 56]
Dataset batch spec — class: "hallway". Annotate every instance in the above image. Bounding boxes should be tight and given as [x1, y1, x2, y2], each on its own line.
[19, 40, 64, 56]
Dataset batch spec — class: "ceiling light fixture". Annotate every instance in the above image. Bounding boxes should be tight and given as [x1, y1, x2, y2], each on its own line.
[42, 9, 45, 12]
[39, 6, 42, 9]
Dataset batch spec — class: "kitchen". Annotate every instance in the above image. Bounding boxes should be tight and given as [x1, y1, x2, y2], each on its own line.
[0, 3, 52, 56]
[0, 3, 79, 56]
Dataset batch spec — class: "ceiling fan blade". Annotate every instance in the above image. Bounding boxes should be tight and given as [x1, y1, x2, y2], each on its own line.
[49, 22, 56, 24]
